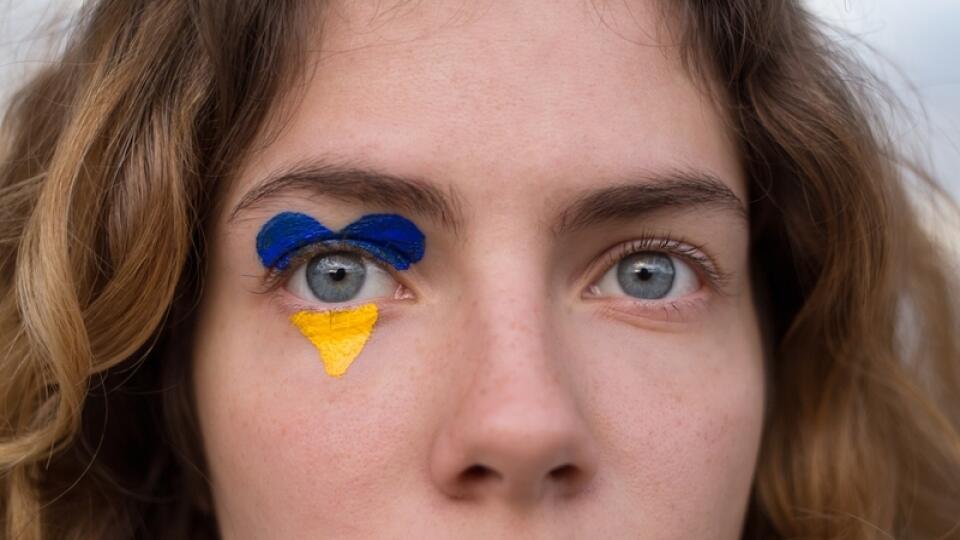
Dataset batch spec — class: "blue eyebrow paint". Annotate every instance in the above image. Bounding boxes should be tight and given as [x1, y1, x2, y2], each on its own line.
[256, 212, 426, 270]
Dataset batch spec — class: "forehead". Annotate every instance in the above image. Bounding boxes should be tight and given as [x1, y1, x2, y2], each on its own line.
[234, 0, 743, 208]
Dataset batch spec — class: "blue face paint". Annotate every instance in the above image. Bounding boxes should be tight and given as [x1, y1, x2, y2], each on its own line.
[256, 212, 426, 271]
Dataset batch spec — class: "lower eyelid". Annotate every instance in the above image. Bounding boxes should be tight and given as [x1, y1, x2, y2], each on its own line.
[266, 289, 408, 325]
[595, 295, 712, 327]
[273, 277, 413, 309]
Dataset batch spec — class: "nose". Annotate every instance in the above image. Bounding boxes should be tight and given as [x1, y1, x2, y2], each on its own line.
[428, 295, 598, 506]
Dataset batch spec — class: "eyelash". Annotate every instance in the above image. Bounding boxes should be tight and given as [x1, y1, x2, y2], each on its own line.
[588, 233, 732, 294]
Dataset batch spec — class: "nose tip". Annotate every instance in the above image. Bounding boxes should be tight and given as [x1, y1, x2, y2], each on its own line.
[430, 412, 598, 505]
[428, 272, 599, 507]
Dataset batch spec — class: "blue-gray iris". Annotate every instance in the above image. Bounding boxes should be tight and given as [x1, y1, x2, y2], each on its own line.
[306, 253, 366, 302]
[617, 252, 675, 299]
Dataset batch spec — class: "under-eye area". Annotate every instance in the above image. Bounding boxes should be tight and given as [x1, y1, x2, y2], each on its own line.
[290, 303, 381, 378]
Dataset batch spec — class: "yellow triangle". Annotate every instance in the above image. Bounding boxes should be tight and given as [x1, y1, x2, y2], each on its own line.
[290, 304, 379, 378]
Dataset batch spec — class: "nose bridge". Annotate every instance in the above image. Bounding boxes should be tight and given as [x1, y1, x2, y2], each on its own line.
[472, 272, 551, 373]
[457, 238, 560, 404]
[428, 239, 598, 505]
[456, 222, 553, 364]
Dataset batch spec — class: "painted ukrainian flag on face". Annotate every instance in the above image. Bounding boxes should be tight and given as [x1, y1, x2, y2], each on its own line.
[256, 212, 426, 377]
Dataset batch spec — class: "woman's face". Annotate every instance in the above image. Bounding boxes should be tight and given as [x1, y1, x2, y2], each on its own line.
[192, 1, 765, 537]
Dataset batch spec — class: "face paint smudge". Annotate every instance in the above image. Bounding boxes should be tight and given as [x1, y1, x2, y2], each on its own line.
[256, 212, 425, 271]
[290, 303, 379, 378]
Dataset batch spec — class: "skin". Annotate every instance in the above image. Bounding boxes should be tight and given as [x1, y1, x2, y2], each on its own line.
[192, 1, 766, 538]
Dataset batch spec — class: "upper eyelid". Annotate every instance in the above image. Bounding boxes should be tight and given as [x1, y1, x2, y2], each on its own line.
[255, 211, 425, 271]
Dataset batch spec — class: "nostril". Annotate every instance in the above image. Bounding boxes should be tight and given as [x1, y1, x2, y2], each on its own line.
[548, 463, 579, 481]
[460, 464, 500, 483]
[462, 463, 580, 482]
[446, 462, 592, 501]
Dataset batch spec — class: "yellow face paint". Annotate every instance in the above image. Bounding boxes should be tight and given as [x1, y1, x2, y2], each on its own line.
[290, 303, 379, 378]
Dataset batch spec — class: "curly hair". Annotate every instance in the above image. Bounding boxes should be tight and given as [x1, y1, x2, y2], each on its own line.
[1, 1, 958, 538]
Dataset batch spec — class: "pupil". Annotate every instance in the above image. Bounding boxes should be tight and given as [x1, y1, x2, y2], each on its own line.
[637, 268, 652, 281]
[330, 267, 347, 281]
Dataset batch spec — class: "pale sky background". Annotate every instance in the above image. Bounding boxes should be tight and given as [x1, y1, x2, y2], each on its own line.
[2, 0, 959, 199]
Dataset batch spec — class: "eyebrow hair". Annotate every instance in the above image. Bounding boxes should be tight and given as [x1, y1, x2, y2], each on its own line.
[232, 160, 745, 237]
[229, 160, 464, 232]
[555, 169, 747, 234]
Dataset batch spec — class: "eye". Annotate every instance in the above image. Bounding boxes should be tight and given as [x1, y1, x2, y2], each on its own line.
[285, 251, 400, 304]
[592, 251, 700, 300]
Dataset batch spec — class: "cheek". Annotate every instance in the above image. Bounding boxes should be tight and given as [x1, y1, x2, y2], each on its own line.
[566, 303, 765, 532]
[191, 292, 427, 535]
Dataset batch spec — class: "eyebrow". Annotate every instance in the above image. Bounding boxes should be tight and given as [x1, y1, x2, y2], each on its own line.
[231, 159, 746, 235]
[229, 160, 465, 232]
[554, 169, 747, 235]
